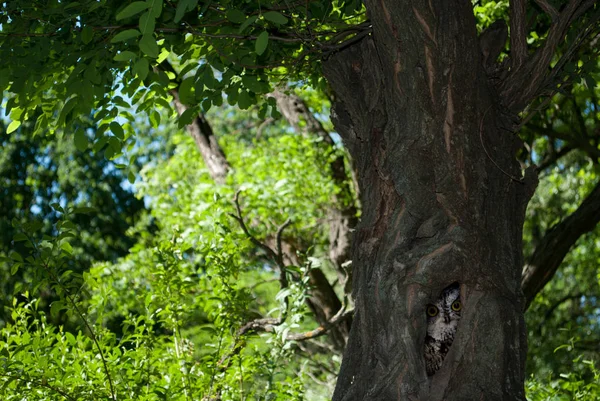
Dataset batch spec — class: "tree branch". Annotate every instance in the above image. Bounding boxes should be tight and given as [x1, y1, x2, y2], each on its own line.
[522, 180, 600, 308]
[158, 61, 230, 183]
[533, 0, 559, 21]
[510, 0, 528, 69]
[230, 191, 289, 271]
[536, 144, 573, 172]
[529, 123, 600, 162]
[502, 0, 598, 111]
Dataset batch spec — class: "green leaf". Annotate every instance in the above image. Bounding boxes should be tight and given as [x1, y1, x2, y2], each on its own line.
[116, 2, 150, 20]
[242, 75, 263, 93]
[139, 35, 159, 58]
[114, 51, 137, 61]
[81, 25, 94, 44]
[201, 98, 212, 112]
[105, 145, 116, 159]
[10, 263, 20, 275]
[61, 242, 73, 255]
[58, 97, 78, 126]
[111, 29, 142, 43]
[139, 12, 156, 35]
[110, 122, 125, 140]
[13, 233, 28, 242]
[226, 9, 246, 24]
[50, 301, 64, 318]
[74, 128, 88, 151]
[263, 11, 288, 25]
[149, 109, 161, 128]
[7, 120, 21, 134]
[239, 15, 258, 33]
[9, 251, 22, 262]
[238, 90, 253, 109]
[128, 171, 136, 184]
[255, 31, 269, 56]
[133, 58, 150, 80]
[178, 108, 197, 127]
[150, 0, 163, 18]
[179, 77, 195, 105]
[175, 0, 198, 23]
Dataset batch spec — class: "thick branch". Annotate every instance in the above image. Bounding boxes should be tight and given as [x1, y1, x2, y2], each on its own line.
[533, 0, 559, 21]
[536, 144, 573, 172]
[269, 89, 355, 349]
[522, 180, 600, 308]
[159, 61, 230, 183]
[510, 0, 528, 68]
[502, 0, 598, 111]
[529, 124, 600, 162]
[170, 92, 230, 183]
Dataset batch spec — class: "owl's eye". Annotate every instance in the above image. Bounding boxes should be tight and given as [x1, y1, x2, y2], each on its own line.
[451, 300, 462, 311]
[426, 305, 439, 317]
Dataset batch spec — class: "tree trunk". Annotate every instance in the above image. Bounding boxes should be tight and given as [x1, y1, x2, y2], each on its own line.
[323, 2, 537, 399]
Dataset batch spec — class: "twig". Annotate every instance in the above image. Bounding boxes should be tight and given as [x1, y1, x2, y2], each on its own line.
[229, 190, 287, 270]
[517, 92, 556, 129]
[24, 230, 117, 401]
[0, 374, 78, 401]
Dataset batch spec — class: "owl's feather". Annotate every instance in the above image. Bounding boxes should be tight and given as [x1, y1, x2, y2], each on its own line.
[424, 283, 461, 376]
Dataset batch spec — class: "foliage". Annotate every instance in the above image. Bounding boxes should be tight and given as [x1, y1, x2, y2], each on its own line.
[0, 102, 344, 399]
[522, 74, 600, 378]
[526, 357, 600, 401]
[2, 0, 600, 400]
[0, 0, 367, 148]
[0, 118, 147, 328]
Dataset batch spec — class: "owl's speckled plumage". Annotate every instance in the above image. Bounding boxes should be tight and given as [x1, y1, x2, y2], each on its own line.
[424, 283, 461, 376]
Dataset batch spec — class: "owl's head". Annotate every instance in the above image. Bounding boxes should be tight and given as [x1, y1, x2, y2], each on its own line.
[425, 283, 461, 341]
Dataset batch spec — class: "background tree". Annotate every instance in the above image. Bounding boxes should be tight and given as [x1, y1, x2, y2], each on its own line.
[1, 1, 600, 400]
[0, 118, 147, 327]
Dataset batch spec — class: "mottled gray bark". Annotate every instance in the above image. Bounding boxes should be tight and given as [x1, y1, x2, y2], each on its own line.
[323, 1, 538, 399]
[170, 92, 230, 184]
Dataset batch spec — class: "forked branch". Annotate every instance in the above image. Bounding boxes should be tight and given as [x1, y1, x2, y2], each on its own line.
[503, 0, 598, 111]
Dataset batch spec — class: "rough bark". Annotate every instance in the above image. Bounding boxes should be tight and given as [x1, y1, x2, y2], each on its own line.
[522, 180, 600, 308]
[170, 92, 230, 184]
[323, 1, 537, 399]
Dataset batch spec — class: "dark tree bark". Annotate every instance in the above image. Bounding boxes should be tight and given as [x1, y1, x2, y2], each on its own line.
[322, 1, 544, 399]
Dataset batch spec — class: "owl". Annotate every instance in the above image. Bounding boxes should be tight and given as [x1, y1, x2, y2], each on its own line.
[424, 283, 462, 376]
